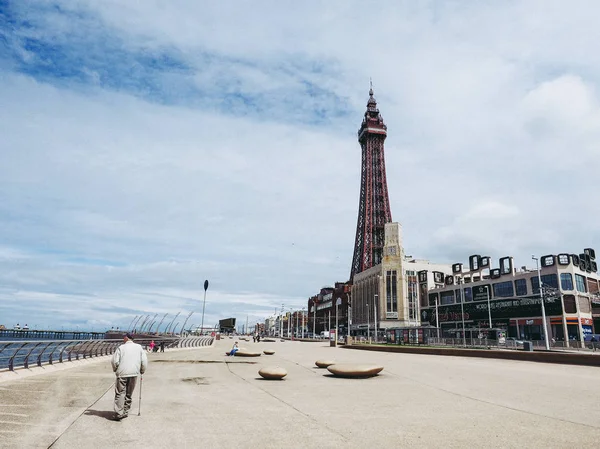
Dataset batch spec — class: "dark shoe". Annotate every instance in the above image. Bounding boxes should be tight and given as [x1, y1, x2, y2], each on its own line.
[112, 414, 125, 421]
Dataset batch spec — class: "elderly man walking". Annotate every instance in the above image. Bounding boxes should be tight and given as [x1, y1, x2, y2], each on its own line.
[111, 333, 148, 421]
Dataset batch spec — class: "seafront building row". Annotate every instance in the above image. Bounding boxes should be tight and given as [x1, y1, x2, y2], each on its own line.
[305, 221, 599, 347]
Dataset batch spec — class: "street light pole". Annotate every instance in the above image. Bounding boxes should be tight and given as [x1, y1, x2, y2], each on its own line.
[532, 256, 550, 350]
[302, 307, 305, 339]
[435, 298, 440, 339]
[459, 281, 466, 347]
[201, 280, 209, 335]
[486, 285, 492, 330]
[367, 302, 370, 342]
[374, 294, 378, 343]
[313, 305, 316, 338]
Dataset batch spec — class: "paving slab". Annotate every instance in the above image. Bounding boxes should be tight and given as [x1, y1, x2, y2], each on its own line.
[1, 340, 599, 448]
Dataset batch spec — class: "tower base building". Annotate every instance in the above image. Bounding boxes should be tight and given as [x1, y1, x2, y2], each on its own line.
[350, 222, 453, 339]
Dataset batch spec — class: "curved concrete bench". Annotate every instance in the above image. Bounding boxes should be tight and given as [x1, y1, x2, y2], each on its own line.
[315, 360, 336, 368]
[234, 351, 262, 357]
[258, 366, 287, 380]
[326, 364, 383, 378]
[263, 350, 275, 355]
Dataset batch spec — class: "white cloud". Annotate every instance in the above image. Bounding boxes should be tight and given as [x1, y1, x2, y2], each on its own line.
[1, 1, 600, 329]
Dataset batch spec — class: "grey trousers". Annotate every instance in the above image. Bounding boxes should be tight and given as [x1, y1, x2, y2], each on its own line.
[114, 376, 138, 417]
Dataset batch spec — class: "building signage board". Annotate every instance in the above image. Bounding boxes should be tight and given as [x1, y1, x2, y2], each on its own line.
[472, 285, 490, 302]
[317, 301, 332, 311]
[421, 295, 563, 325]
[386, 312, 398, 319]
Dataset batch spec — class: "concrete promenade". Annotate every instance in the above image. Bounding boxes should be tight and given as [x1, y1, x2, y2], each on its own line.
[1, 339, 600, 448]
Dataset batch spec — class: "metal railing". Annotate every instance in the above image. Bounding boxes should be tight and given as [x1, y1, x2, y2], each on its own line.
[0, 336, 214, 371]
[425, 338, 598, 352]
[0, 339, 123, 372]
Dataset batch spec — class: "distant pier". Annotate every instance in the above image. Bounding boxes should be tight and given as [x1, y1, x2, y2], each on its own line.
[0, 329, 106, 340]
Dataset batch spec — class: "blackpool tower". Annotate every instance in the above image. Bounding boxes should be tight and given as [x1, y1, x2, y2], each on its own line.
[350, 87, 393, 280]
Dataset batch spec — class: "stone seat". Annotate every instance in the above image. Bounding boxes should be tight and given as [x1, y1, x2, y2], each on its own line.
[263, 350, 275, 355]
[234, 350, 262, 357]
[315, 360, 336, 368]
[326, 364, 383, 378]
[258, 366, 287, 380]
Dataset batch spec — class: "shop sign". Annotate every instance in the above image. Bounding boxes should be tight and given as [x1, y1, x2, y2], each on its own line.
[386, 312, 398, 319]
[421, 295, 562, 325]
[581, 318, 593, 326]
[317, 301, 332, 311]
[472, 285, 491, 302]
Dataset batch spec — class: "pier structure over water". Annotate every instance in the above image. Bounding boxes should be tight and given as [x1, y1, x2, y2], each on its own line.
[0, 329, 106, 340]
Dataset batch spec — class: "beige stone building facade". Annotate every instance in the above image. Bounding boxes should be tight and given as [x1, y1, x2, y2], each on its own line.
[350, 222, 452, 338]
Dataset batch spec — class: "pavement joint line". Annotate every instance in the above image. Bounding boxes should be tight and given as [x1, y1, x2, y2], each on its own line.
[0, 404, 37, 407]
[0, 411, 29, 417]
[225, 356, 350, 443]
[0, 420, 55, 426]
[47, 380, 115, 448]
[382, 367, 600, 430]
[0, 387, 48, 392]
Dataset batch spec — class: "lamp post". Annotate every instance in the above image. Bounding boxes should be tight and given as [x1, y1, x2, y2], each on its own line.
[374, 294, 378, 343]
[486, 285, 492, 330]
[302, 307, 305, 339]
[288, 308, 292, 338]
[459, 281, 466, 347]
[532, 256, 550, 351]
[313, 305, 316, 338]
[347, 290, 352, 341]
[367, 302, 370, 342]
[435, 297, 440, 339]
[201, 280, 209, 336]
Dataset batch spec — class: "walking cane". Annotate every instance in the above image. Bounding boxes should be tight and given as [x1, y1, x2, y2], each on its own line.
[138, 375, 143, 416]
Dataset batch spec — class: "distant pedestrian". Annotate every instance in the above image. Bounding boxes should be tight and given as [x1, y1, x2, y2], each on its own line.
[591, 336, 597, 351]
[160, 341, 165, 352]
[111, 333, 148, 421]
[229, 341, 240, 356]
[149, 340, 155, 352]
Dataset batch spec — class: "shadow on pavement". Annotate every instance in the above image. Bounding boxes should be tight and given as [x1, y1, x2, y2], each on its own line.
[84, 409, 117, 421]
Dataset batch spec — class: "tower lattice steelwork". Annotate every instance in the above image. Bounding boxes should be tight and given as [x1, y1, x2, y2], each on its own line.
[350, 87, 392, 280]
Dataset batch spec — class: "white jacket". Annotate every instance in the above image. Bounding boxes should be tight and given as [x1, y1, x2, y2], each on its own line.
[111, 341, 148, 378]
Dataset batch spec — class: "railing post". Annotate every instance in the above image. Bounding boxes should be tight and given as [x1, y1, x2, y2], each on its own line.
[37, 342, 54, 367]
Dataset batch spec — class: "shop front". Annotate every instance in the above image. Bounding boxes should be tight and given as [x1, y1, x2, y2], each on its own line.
[421, 295, 563, 339]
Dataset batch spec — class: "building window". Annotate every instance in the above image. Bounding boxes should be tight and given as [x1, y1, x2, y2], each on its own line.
[428, 292, 438, 306]
[385, 271, 392, 312]
[575, 274, 587, 293]
[514, 279, 527, 296]
[531, 274, 558, 294]
[493, 281, 514, 298]
[564, 295, 577, 313]
[407, 273, 418, 321]
[464, 287, 473, 302]
[560, 273, 573, 291]
[455, 289, 462, 303]
[386, 270, 398, 313]
[440, 291, 454, 305]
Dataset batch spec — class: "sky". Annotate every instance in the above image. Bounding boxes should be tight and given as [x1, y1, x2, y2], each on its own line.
[1, 1, 599, 331]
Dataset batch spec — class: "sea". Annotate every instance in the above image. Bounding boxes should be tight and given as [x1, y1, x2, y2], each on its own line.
[0, 332, 105, 370]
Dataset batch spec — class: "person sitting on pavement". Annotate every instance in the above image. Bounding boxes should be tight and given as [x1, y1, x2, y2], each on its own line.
[111, 333, 148, 421]
[229, 342, 240, 356]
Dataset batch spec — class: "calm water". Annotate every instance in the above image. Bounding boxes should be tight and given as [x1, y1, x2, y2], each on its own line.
[0, 334, 106, 370]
